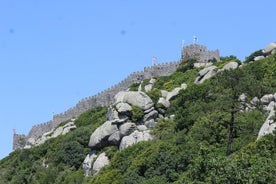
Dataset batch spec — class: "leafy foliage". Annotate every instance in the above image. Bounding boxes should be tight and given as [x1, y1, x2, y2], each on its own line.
[146, 88, 161, 105]
[130, 105, 144, 122]
[0, 106, 107, 184]
[153, 70, 198, 91]
[74, 106, 107, 127]
[129, 82, 140, 91]
[177, 58, 197, 73]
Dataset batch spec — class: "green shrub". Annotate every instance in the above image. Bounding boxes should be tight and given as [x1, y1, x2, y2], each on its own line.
[131, 105, 144, 122]
[177, 58, 196, 73]
[152, 119, 175, 140]
[146, 88, 161, 105]
[57, 119, 71, 128]
[53, 141, 84, 169]
[74, 106, 107, 127]
[244, 49, 263, 63]
[141, 79, 150, 92]
[129, 82, 140, 91]
[129, 79, 150, 92]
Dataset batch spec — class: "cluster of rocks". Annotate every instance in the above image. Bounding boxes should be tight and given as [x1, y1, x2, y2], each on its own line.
[252, 42, 276, 61]
[141, 78, 156, 92]
[194, 43, 276, 84]
[25, 119, 76, 148]
[82, 79, 187, 176]
[106, 91, 157, 148]
[194, 61, 239, 84]
[257, 94, 276, 139]
[83, 151, 109, 176]
[238, 93, 276, 139]
[192, 55, 276, 140]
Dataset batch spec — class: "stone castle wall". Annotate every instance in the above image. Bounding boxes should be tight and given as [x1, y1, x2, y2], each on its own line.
[21, 61, 181, 143]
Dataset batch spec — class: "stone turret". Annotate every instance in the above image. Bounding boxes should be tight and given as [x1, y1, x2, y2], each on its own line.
[13, 133, 26, 150]
[181, 44, 220, 64]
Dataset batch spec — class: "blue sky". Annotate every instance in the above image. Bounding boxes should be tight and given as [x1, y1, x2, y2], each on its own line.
[0, 0, 275, 159]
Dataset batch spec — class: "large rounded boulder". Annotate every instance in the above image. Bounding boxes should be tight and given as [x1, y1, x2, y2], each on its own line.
[88, 121, 118, 149]
[115, 91, 154, 110]
[263, 42, 276, 55]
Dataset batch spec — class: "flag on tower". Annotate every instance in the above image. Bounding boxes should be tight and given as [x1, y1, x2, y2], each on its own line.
[152, 56, 157, 65]
[182, 40, 185, 47]
[193, 36, 198, 44]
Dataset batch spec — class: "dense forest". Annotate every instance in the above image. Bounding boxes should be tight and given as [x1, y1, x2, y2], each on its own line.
[0, 49, 276, 184]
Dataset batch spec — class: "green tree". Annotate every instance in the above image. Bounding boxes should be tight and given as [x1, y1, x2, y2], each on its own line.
[213, 69, 247, 155]
[54, 141, 84, 169]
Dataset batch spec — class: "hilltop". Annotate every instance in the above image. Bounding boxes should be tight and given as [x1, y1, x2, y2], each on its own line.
[1, 43, 276, 184]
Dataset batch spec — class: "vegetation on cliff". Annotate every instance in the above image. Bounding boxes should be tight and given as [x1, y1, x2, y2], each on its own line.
[0, 50, 275, 184]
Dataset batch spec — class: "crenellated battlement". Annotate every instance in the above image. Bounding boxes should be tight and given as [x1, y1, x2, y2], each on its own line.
[181, 44, 220, 63]
[21, 60, 181, 143]
[13, 43, 219, 150]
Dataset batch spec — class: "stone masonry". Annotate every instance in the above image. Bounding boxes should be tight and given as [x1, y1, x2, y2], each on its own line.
[182, 44, 220, 63]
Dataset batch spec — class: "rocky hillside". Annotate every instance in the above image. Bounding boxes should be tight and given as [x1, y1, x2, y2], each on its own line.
[0, 43, 276, 184]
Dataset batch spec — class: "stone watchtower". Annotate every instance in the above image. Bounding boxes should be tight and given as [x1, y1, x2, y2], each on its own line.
[13, 133, 26, 150]
[181, 44, 220, 67]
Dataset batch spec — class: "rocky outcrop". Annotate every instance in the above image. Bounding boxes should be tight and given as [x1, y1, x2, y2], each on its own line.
[115, 91, 154, 110]
[254, 56, 265, 61]
[263, 42, 276, 55]
[261, 94, 275, 105]
[88, 91, 156, 151]
[219, 61, 239, 71]
[83, 151, 110, 176]
[83, 151, 97, 176]
[84, 82, 188, 175]
[238, 93, 258, 112]
[159, 83, 187, 105]
[116, 102, 132, 113]
[166, 86, 186, 101]
[144, 78, 156, 92]
[251, 97, 260, 105]
[144, 119, 156, 128]
[257, 105, 275, 140]
[25, 119, 76, 148]
[218, 92, 276, 140]
[92, 152, 110, 174]
[195, 66, 217, 84]
[157, 98, 170, 109]
[119, 122, 136, 136]
[88, 121, 119, 149]
[119, 130, 153, 150]
[194, 61, 240, 84]
[257, 93, 276, 140]
[85, 91, 157, 175]
[249, 42, 276, 62]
